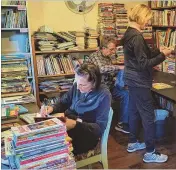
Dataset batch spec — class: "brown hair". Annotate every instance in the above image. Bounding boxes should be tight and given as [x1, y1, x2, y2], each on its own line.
[100, 36, 118, 49]
[75, 63, 101, 90]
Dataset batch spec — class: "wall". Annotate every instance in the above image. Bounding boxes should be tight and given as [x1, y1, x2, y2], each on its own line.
[27, 1, 147, 33]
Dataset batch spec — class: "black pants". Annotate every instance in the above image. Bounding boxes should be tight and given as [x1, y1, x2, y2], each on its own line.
[68, 127, 99, 155]
[128, 86, 155, 152]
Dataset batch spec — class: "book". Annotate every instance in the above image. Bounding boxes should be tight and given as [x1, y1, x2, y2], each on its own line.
[152, 83, 174, 89]
[11, 118, 64, 138]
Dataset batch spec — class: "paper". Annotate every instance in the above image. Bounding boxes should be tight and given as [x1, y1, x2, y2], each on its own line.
[152, 83, 173, 90]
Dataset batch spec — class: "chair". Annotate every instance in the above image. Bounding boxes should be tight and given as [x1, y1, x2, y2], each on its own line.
[75, 107, 113, 169]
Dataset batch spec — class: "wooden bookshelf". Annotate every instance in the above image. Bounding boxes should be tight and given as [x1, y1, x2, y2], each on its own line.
[152, 26, 176, 29]
[38, 73, 75, 78]
[39, 89, 68, 95]
[1, 5, 26, 9]
[151, 5, 176, 10]
[31, 36, 96, 106]
[35, 49, 97, 54]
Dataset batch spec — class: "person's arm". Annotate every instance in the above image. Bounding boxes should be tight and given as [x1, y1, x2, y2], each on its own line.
[72, 93, 111, 138]
[51, 84, 75, 113]
[133, 35, 166, 69]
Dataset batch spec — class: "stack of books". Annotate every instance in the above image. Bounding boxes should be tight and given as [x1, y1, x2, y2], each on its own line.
[98, 3, 116, 36]
[5, 118, 76, 169]
[39, 78, 74, 92]
[1, 55, 31, 97]
[116, 46, 124, 64]
[114, 3, 128, 40]
[85, 28, 99, 49]
[75, 31, 86, 49]
[141, 26, 153, 40]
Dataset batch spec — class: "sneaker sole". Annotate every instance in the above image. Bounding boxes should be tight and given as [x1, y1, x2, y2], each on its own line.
[115, 126, 130, 134]
[143, 157, 168, 163]
[127, 146, 146, 153]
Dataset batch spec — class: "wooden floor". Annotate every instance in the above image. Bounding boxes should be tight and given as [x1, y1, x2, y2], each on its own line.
[91, 119, 176, 169]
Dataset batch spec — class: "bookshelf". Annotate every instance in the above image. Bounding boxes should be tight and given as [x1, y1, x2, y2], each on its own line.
[149, 0, 176, 75]
[1, 1, 35, 99]
[31, 36, 96, 106]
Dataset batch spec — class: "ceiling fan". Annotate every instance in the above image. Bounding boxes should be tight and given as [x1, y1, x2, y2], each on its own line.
[65, 0, 96, 14]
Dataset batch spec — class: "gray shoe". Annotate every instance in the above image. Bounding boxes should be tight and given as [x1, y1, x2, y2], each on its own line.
[143, 151, 168, 163]
[127, 142, 146, 153]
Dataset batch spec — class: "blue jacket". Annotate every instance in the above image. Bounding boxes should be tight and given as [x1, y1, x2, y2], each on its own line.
[52, 83, 111, 137]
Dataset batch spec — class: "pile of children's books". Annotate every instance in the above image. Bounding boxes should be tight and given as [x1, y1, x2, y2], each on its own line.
[5, 118, 76, 169]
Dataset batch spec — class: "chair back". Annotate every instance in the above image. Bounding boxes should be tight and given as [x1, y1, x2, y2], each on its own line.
[101, 107, 113, 153]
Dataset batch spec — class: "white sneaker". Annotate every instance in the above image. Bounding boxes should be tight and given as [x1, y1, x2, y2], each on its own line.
[127, 142, 146, 153]
[143, 151, 168, 163]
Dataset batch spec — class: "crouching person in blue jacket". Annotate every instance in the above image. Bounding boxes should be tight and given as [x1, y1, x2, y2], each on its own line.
[112, 69, 129, 133]
[41, 63, 111, 155]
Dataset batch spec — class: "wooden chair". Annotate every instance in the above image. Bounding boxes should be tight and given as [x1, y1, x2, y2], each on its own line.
[75, 108, 113, 169]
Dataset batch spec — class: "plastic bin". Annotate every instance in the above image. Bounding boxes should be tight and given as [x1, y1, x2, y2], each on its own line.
[154, 109, 169, 140]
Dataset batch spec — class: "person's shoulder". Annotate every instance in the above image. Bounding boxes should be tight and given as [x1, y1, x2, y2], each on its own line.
[90, 50, 101, 57]
[99, 84, 111, 97]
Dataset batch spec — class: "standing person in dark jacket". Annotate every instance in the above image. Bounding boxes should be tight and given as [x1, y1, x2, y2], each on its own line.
[40, 63, 111, 155]
[121, 4, 172, 163]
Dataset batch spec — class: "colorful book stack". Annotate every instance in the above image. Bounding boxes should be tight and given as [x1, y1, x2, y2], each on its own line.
[116, 46, 124, 64]
[114, 3, 128, 40]
[141, 26, 153, 40]
[5, 118, 76, 169]
[39, 78, 74, 92]
[85, 28, 99, 49]
[98, 3, 116, 37]
[1, 55, 31, 97]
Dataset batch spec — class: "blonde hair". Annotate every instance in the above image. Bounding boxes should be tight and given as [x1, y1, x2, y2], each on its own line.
[129, 4, 152, 25]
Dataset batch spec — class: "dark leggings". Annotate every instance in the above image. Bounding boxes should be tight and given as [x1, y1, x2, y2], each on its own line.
[68, 127, 99, 155]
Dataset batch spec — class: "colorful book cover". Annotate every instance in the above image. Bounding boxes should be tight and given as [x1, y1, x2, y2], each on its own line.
[11, 118, 64, 137]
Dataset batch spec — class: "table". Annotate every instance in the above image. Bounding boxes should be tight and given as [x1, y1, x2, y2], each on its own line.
[1, 103, 39, 128]
[152, 71, 176, 102]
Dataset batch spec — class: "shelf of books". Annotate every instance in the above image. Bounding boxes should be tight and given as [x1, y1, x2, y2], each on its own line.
[31, 32, 97, 106]
[149, 0, 176, 74]
[1, 0, 35, 104]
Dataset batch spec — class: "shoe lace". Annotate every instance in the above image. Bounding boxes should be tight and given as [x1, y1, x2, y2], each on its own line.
[153, 151, 161, 156]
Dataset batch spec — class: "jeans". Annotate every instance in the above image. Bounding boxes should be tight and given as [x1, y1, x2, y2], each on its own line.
[128, 86, 155, 152]
[112, 85, 129, 124]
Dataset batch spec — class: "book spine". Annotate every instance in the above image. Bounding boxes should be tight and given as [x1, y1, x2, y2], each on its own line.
[20, 149, 68, 165]
[19, 153, 68, 169]
[14, 135, 65, 148]
[15, 132, 65, 146]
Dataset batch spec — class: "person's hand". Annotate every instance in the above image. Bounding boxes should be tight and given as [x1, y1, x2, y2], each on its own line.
[160, 46, 167, 52]
[162, 48, 172, 56]
[39, 106, 53, 117]
[65, 118, 76, 130]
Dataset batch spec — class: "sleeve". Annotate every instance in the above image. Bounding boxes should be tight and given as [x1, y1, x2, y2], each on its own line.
[73, 93, 111, 138]
[52, 84, 74, 113]
[133, 35, 166, 70]
[150, 48, 161, 58]
[89, 53, 120, 74]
